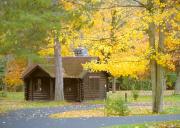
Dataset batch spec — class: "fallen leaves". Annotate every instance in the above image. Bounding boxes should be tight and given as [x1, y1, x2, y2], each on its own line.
[49, 108, 105, 118]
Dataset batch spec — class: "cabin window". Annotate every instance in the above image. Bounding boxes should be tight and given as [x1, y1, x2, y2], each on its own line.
[66, 87, 72, 92]
[35, 78, 42, 92]
[89, 76, 100, 90]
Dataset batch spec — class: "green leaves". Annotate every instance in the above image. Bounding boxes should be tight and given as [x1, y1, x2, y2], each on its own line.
[0, 0, 65, 55]
[0, 56, 5, 88]
[105, 95, 129, 116]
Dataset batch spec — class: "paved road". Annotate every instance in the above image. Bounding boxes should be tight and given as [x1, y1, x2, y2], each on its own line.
[0, 105, 180, 128]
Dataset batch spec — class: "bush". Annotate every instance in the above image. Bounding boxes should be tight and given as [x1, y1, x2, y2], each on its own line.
[105, 95, 128, 116]
[0, 91, 7, 97]
[121, 77, 151, 90]
[132, 90, 139, 100]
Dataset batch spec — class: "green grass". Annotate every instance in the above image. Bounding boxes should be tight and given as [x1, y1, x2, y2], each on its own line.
[108, 92, 180, 103]
[164, 94, 180, 102]
[105, 120, 180, 128]
[79, 94, 180, 105]
[163, 107, 180, 114]
[129, 95, 180, 103]
[0, 92, 24, 101]
[86, 100, 105, 104]
[0, 92, 179, 115]
[0, 92, 70, 114]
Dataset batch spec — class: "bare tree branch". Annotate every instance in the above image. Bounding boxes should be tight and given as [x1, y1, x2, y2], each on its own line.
[95, 5, 144, 10]
[133, 0, 146, 7]
[63, 0, 144, 9]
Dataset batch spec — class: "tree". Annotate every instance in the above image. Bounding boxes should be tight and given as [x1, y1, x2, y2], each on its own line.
[44, 0, 99, 100]
[51, 0, 64, 101]
[0, 0, 74, 98]
[82, 0, 179, 113]
[0, 0, 67, 100]
[3, 58, 27, 91]
[1, 0, 98, 100]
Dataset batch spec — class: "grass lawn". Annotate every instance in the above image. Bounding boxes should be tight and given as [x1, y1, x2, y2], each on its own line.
[107, 92, 180, 103]
[85, 94, 180, 104]
[105, 120, 180, 128]
[0, 91, 180, 116]
[49, 106, 180, 119]
[0, 92, 70, 114]
[49, 92, 180, 119]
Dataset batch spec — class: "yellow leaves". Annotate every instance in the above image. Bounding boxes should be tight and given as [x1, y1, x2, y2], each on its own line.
[165, 34, 180, 51]
[61, 0, 75, 11]
[38, 34, 76, 56]
[39, 45, 74, 56]
[4, 59, 27, 89]
[154, 0, 167, 8]
[84, 55, 149, 78]
[49, 109, 105, 118]
[39, 48, 54, 56]
[109, 62, 147, 78]
[146, 47, 175, 71]
[155, 53, 175, 70]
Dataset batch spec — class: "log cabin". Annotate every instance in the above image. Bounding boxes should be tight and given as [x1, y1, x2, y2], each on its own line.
[22, 57, 108, 101]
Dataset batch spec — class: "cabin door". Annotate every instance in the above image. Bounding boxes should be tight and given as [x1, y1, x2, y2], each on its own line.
[64, 78, 78, 101]
[32, 77, 50, 100]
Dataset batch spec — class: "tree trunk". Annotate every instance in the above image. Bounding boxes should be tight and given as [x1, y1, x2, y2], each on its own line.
[175, 71, 180, 94]
[147, 0, 166, 111]
[112, 77, 116, 93]
[148, 22, 159, 113]
[54, 36, 64, 101]
[52, 0, 64, 101]
[155, 64, 164, 112]
[154, 23, 165, 113]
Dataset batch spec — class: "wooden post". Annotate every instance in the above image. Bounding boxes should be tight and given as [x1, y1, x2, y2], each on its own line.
[112, 77, 116, 93]
[125, 93, 127, 102]
[80, 79, 83, 102]
[30, 79, 33, 100]
[50, 78, 54, 100]
[77, 79, 80, 101]
[24, 82, 26, 100]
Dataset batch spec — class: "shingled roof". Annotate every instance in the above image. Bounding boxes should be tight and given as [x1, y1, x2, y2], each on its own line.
[22, 57, 98, 79]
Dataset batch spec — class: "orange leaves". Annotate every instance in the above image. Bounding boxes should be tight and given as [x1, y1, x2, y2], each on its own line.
[3, 59, 27, 89]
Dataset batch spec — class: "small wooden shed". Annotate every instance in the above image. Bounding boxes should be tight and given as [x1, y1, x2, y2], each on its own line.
[22, 57, 108, 101]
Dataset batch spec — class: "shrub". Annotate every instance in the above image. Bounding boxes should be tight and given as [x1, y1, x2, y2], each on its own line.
[0, 91, 7, 97]
[105, 95, 128, 116]
[122, 77, 151, 90]
[132, 90, 139, 100]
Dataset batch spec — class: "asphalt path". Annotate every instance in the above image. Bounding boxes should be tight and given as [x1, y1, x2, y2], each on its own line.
[0, 104, 180, 128]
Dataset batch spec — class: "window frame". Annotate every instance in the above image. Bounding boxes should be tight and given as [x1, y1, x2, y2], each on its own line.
[88, 76, 100, 91]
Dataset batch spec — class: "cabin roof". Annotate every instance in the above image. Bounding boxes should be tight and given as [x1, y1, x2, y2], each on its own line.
[22, 57, 98, 79]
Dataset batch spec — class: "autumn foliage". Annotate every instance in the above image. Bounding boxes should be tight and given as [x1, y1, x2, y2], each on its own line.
[3, 59, 27, 91]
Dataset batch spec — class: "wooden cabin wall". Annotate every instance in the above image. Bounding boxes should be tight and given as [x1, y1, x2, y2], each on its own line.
[79, 79, 83, 101]
[24, 68, 54, 101]
[25, 77, 51, 100]
[49, 78, 55, 100]
[24, 80, 29, 100]
[24, 67, 107, 101]
[64, 78, 81, 101]
[83, 72, 107, 100]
